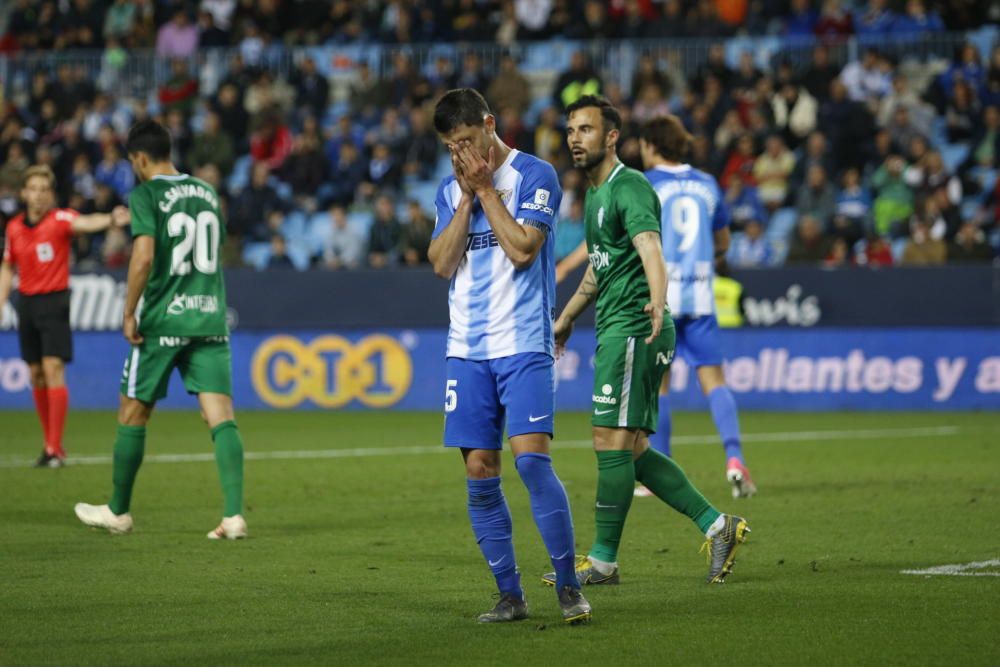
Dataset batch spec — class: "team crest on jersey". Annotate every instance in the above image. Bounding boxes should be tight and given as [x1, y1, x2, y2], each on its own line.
[597, 207, 605, 228]
[495, 188, 512, 204]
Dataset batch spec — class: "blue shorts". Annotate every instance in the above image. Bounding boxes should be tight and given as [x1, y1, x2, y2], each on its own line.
[443, 352, 555, 450]
[673, 315, 723, 368]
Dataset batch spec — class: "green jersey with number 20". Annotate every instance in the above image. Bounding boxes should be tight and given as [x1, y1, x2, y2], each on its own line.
[585, 162, 664, 338]
[129, 174, 228, 337]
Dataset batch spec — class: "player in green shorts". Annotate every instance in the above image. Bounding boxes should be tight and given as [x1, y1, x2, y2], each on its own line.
[74, 120, 247, 540]
[544, 96, 749, 585]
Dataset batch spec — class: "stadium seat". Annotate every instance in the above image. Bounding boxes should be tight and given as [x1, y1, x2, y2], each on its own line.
[286, 239, 313, 270]
[405, 180, 439, 212]
[891, 238, 908, 263]
[940, 143, 970, 173]
[227, 156, 253, 195]
[241, 242, 271, 271]
[347, 210, 375, 233]
[282, 211, 308, 241]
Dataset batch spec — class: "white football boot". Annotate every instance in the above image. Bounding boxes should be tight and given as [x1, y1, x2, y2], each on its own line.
[207, 515, 248, 540]
[74, 503, 134, 534]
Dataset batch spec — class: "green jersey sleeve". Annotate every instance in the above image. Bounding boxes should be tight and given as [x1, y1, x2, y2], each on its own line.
[614, 172, 661, 239]
[129, 185, 156, 237]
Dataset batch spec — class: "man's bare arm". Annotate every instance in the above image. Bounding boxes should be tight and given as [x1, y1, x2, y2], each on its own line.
[632, 230, 666, 343]
[428, 196, 473, 279]
[122, 236, 154, 344]
[557, 263, 598, 325]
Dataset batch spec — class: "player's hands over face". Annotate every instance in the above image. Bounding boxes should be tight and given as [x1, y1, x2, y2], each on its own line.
[123, 314, 143, 345]
[643, 302, 662, 345]
[111, 206, 130, 227]
[554, 316, 573, 359]
[454, 141, 495, 196]
[450, 147, 474, 198]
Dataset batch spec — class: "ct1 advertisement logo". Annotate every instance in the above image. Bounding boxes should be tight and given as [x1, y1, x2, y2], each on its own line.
[251, 334, 413, 408]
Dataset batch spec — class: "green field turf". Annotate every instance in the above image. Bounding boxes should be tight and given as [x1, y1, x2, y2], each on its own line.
[1, 410, 998, 666]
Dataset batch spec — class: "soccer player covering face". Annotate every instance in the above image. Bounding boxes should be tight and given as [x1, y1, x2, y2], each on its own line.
[428, 89, 591, 624]
[639, 115, 756, 499]
[0, 166, 130, 467]
[74, 120, 247, 540]
[548, 96, 749, 586]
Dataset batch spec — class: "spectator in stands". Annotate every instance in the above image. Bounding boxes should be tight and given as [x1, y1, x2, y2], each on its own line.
[326, 142, 366, 207]
[786, 215, 832, 264]
[872, 154, 914, 237]
[856, 233, 894, 266]
[729, 218, 772, 267]
[103, 0, 136, 42]
[887, 106, 924, 158]
[772, 81, 818, 148]
[102, 225, 129, 269]
[487, 55, 531, 116]
[554, 198, 585, 262]
[212, 83, 249, 151]
[878, 74, 935, 139]
[632, 54, 672, 101]
[795, 164, 836, 224]
[714, 110, 745, 157]
[267, 234, 295, 269]
[824, 237, 850, 267]
[785, 0, 818, 36]
[368, 195, 401, 268]
[497, 106, 531, 153]
[721, 133, 758, 189]
[197, 9, 229, 48]
[249, 113, 293, 171]
[282, 132, 328, 211]
[726, 177, 767, 230]
[948, 222, 993, 263]
[156, 6, 198, 58]
[684, 0, 729, 37]
[70, 154, 97, 204]
[945, 81, 980, 143]
[361, 143, 402, 197]
[841, 48, 892, 102]
[322, 204, 365, 270]
[985, 47, 1000, 108]
[404, 108, 440, 180]
[633, 83, 671, 124]
[402, 200, 434, 267]
[753, 134, 795, 210]
[229, 162, 287, 242]
[290, 57, 330, 121]
[855, 0, 896, 37]
[814, 0, 853, 40]
[533, 107, 564, 166]
[188, 111, 235, 177]
[158, 58, 199, 116]
[905, 150, 962, 209]
[832, 167, 871, 248]
[802, 45, 839, 102]
[901, 211, 947, 265]
[245, 70, 295, 119]
[961, 105, 1000, 176]
[891, 0, 944, 34]
[350, 62, 390, 118]
[553, 51, 602, 111]
[791, 131, 834, 193]
[94, 144, 133, 200]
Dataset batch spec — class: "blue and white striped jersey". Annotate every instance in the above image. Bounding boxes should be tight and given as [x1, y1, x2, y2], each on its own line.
[433, 149, 561, 360]
[645, 164, 730, 317]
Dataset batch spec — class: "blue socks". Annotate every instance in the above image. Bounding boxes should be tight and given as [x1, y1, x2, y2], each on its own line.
[467, 477, 521, 598]
[650, 394, 672, 457]
[708, 386, 743, 463]
[515, 453, 579, 591]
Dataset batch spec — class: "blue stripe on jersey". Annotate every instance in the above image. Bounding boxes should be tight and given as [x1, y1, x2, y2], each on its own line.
[645, 164, 731, 318]
[434, 150, 561, 360]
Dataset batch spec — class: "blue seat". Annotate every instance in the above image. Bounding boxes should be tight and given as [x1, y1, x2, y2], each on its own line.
[940, 143, 969, 173]
[227, 155, 252, 195]
[282, 211, 308, 241]
[891, 238, 908, 263]
[405, 180, 439, 211]
[241, 242, 271, 270]
[286, 239, 313, 270]
[347, 210, 375, 233]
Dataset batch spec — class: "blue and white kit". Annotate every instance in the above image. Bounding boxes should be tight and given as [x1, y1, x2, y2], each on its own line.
[433, 149, 562, 449]
[646, 163, 731, 367]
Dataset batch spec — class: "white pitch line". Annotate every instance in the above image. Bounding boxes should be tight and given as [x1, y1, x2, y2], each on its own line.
[0, 425, 961, 469]
[901, 559, 1000, 577]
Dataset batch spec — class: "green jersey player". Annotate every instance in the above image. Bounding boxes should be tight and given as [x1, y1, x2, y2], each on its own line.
[544, 96, 749, 585]
[75, 120, 247, 540]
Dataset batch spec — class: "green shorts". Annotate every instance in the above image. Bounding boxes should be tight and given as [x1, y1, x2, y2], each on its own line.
[120, 335, 232, 403]
[592, 326, 676, 433]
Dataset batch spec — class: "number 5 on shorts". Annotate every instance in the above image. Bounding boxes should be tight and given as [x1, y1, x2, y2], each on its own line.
[445, 379, 458, 412]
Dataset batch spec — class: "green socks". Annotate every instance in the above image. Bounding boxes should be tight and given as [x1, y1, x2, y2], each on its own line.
[109, 425, 146, 515]
[634, 447, 720, 534]
[589, 450, 636, 563]
[211, 421, 245, 518]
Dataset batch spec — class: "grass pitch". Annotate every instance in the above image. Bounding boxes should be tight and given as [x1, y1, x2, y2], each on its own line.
[1, 410, 998, 666]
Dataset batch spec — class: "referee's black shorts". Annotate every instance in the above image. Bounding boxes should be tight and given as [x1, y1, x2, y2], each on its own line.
[16, 290, 73, 364]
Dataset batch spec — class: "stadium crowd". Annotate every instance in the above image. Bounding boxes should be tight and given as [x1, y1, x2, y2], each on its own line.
[0, 1, 998, 270]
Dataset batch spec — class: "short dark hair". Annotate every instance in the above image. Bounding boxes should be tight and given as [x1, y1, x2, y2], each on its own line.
[433, 88, 492, 134]
[639, 115, 693, 162]
[125, 119, 172, 161]
[565, 94, 621, 133]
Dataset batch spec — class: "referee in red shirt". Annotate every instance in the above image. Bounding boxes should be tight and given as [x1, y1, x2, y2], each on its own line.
[0, 165, 129, 467]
